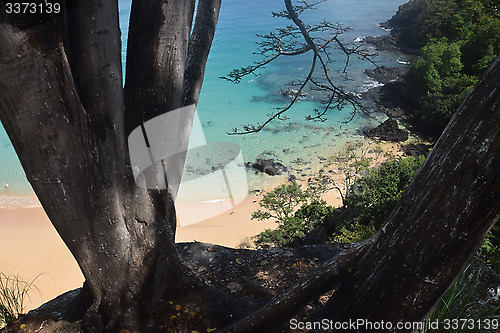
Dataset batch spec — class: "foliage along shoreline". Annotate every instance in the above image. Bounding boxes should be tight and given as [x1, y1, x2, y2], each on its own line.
[249, 0, 500, 326]
[374, 0, 499, 136]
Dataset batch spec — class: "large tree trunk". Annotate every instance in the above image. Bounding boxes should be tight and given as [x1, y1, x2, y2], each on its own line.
[0, 0, 221, 331]
[319, 56, 500, 331]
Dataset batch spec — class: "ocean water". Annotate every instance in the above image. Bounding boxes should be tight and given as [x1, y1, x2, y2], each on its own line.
[0, 0, 408, 206]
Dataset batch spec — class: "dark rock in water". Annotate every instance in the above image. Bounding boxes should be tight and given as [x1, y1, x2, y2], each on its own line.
[365, 65, 408, 85]
[363, 118, 409, 142]
[383, 0, 428, 53]
[361, 79, 415, 118]
[259, 150, 277, 157]
[250, 159, 287, 176]
[363, 35, 400, 53]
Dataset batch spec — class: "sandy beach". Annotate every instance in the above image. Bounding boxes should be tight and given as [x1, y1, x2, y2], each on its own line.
[0, 138, 413, 313]
[0, 208, 84, 312]
[0, 196, 279, 311]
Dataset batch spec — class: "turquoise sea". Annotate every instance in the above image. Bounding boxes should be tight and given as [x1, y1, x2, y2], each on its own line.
[0, 0, 408, 207]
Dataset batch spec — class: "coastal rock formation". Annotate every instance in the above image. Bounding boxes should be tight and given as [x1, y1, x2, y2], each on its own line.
[365, 65, 407, 85]
[363, 118, 409, 142]
[363, 35, 400, 53]
[249, 159, 287, 176]
[362, 64, 415, 119]
[384, 0, 424, 51]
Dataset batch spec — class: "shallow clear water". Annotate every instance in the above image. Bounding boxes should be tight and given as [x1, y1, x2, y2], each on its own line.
[0, 0, 407, 203]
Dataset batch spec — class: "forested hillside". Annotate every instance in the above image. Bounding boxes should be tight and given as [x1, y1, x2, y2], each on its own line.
[388, 0, 500, 131]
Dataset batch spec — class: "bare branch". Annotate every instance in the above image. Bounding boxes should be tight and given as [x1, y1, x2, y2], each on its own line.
[228, 52, 318, 135]
[183, 0, 222, 106]
[224, 0, 376, 135]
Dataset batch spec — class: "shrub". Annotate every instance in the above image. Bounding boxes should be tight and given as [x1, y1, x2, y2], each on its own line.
[253, 182, 336, 248]
[0, 273, 38, 328]
[342, 155, 426, 230]
[332, 222, 377, 244]
[420, 261, 500, 332]
[254, 155, 427, 247]
[405, 39, 478, 131]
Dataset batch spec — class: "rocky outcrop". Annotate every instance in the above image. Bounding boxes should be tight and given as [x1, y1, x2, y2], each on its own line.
[365, 65, 407, 85]
[362, 0, 422, 55]
[363, 35, 400, 53]
[384, 0, 423, 51]
[279, 88, 307, 99]
[248, 159, 287, 176]
[363, 118, 409, 142]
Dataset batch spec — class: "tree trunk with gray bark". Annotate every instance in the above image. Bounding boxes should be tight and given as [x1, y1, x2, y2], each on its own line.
[0, 0, 223, 331]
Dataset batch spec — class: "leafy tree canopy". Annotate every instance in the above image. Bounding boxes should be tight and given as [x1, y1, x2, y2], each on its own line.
[396, 0, 500, 131]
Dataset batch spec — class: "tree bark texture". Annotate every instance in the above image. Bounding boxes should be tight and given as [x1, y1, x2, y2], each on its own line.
[0, 0, 221, 331]
[322, 57, 500, 331]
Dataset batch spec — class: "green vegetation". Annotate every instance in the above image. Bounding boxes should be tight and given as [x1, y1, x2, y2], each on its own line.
[399, 0, 500, 132]
[421, 265, 499, 332]
[406, 38, 478, 129]
[252, 141, 377, 248]
[343, 155, 425, 229]
[253, 150, 500, 325]
[0, 273, 38, 328]
[393, 0, 499, 49]
[253, 153, 425, 247]
[253, 147, 500, 326]
[252, 182, 335, 248]
[421, 237, 500, 332]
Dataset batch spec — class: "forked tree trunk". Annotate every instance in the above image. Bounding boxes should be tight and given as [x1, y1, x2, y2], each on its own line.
[0, 0, 220, 331]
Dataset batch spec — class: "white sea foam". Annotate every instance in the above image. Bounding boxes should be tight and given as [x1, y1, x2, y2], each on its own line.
[360, 78, 384, 93]
[377, 23, 393, 32]
[0, 194, 41, 209]
[397, 58, 411, 65]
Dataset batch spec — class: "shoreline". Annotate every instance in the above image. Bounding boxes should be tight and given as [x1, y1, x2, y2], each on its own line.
[0, 137, 418, 312]
[0, 24, 432, 313]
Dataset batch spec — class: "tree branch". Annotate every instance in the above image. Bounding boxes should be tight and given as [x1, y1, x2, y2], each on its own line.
[225, 0, 374, 134]
[124, 0, 196, 134]
[221, 237, 377, 332]
[228, 53, 318, 135]
[284, 0, 317, 52]
[183, 0, 222, 106]
[62, 0, 124, 127]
